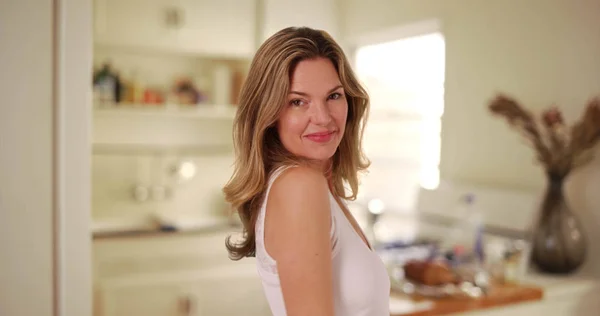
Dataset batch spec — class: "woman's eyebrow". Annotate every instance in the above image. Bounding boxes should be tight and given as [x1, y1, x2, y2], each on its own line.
[289, 90, 309, 96]
[289, 85, 343, 96]
[327, 85, 343, 94]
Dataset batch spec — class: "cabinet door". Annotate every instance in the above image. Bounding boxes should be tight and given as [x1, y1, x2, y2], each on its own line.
[175, 0, 257, 58]
[93, 0, 179, 51]
[93, 0, 257, 57]
[97, 264, 270, 316]
[98, 278, 188, 316]
[187, 263, 271, 316]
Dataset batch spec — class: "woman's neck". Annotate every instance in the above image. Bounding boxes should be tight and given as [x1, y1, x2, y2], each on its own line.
[302, 159, 332, 175]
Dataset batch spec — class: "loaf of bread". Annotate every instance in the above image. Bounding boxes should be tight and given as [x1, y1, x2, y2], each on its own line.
[403, 260, 457, 286]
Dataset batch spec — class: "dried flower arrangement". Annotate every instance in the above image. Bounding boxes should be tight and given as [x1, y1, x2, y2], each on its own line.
[488, 94, 600, 180]
[488, 94, 600, 274]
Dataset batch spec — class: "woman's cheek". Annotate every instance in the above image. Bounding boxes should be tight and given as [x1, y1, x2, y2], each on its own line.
[286, 114, 306, 134]
[333, 101, 348, 122]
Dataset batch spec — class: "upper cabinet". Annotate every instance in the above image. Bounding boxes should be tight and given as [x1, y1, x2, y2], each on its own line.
[174, 0, 257, 58]
[93, 0, 342, 58]
[93, 0, 257, 58]
[260, 0, 340, 42]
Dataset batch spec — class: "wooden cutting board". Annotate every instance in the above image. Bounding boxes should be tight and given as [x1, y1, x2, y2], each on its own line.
[390, 283, 544, 316]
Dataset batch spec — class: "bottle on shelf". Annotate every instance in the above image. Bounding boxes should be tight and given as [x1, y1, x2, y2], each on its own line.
[440, 193, 485, 266]
[93, 62, 120, 107]
[130, 70, 144, 105]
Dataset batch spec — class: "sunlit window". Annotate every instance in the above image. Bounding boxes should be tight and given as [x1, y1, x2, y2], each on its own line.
[354, 32, 445, 211]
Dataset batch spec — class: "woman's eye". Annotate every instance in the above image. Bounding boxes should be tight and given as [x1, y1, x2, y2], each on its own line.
[290, 99, 304, 107]
[328, 92, 342, 100]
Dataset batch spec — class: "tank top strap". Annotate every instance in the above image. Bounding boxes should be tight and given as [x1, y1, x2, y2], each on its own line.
[255, 165, 294, 275]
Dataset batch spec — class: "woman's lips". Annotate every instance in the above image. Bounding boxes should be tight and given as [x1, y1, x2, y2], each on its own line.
[305, 131, 336, 143]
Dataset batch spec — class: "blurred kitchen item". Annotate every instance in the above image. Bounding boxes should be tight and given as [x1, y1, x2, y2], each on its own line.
[367, 198, 385, 245]
[130, 70, 144, 103]
[119, 73, 134, 103]
[171, 160, 197, 183]
[172, 77, 203, 105]
[502, 239, 529, 284]
[453, 263, 491, 295]
[132, 184, 149, 202]
[404, 260, 457, 286]
[392, 259, 490, 299]
[473, 269, 491, 294]
[93, 62, 122, 106]
[440, 193, 486, 267]
[151, 212, 231, 232]
[150, 185, 171, 201]
[485, 238, 510, 282]
[143, 87, 164, 105]
[393, 274, 484, 299]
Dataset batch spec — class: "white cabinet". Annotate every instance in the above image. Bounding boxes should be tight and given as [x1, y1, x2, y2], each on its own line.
[187, 267, 271, 315]
[92, 0, 342, 56]
[174, 0, 257, 58]
[92, 106, 236, 148]
[260, 0, 340, 42]
[93, 0, 257, 58]
[93, 231, 270, 316]
[93, 0, 177, 52]
[98, 266, 269, 316]
[99, 278, 186, 316]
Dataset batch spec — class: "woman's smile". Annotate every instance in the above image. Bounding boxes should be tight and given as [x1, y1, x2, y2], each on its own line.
[304, 130, 337, 143]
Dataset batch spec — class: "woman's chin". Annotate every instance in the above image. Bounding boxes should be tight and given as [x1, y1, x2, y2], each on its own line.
[301, 148, 338, 162]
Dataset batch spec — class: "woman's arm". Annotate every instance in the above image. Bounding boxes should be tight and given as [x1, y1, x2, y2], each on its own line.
[265, 166, 334, 316]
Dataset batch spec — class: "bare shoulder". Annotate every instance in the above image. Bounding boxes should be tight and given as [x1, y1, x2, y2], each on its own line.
[265, 165, 332, 257]
[265, 165, 335, 314]
[270, 165, 329, 205]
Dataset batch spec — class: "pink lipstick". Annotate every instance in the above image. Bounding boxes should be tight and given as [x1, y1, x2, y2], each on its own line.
[305, 131, 335, 143]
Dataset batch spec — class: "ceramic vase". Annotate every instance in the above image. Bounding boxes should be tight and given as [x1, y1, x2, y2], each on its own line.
[531, 174, 587, 274]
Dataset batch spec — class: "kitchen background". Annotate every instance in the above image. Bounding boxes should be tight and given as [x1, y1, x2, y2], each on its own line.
[90, 0, 600, 315]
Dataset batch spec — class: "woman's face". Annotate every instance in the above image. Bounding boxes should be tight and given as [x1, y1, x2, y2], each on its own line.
[277, 57, 348, 164]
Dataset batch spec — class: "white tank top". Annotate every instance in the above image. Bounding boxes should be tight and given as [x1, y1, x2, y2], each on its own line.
[255, 166, 391, 316]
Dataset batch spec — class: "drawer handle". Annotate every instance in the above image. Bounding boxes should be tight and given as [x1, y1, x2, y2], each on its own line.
[164, 7, 184, 29]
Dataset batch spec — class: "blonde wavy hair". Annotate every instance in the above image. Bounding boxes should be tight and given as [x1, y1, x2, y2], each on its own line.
[223, 27, 370, 260]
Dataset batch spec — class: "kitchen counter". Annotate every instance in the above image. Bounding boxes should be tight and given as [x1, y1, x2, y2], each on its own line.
[92, 225, 231, 239]
[389, 271, 600, 316]
[91, 217, 241, 240]
[389, 283, 543, 316]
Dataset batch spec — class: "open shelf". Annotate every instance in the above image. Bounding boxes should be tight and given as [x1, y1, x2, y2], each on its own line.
[92, 143, 233, 156]
[93, 103, 238, 120]
[92, 103, 235, 150]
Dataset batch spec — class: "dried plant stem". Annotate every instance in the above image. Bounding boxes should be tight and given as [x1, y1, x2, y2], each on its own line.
[488, 94, 600, 178]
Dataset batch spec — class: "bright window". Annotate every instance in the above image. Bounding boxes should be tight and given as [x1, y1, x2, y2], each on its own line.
[354, 31, 445, 212]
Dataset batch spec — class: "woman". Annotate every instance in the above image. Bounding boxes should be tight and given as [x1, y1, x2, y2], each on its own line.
[223, 27, 390, 316]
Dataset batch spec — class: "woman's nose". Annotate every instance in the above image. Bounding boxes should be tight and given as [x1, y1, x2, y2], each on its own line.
[310, 102, 332, 125]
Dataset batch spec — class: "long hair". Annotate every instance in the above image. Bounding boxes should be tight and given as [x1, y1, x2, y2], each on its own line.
[222, 27, 371, 260]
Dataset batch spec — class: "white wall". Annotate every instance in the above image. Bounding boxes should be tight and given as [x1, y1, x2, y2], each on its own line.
[1, 1, 93, 315]
[0, 1, 54, 315]
[58, 0, 93, 314]
[341, 0, 600, 191]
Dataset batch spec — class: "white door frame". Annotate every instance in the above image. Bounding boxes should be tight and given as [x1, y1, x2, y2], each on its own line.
[53, 0, 92, 315]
